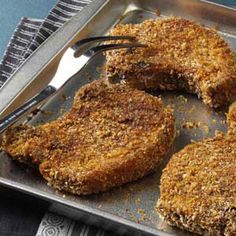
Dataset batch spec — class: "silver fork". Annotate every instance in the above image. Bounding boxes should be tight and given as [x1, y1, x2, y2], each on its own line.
[0, 36, 146, 133]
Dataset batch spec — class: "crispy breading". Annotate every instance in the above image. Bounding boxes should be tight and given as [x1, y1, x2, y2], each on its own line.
[1, 124, 53, 165]
[227, 102, 236, 135]
[156, 104, 236, 235]
[106, 17, 236, 108]
[1, 80, 175, 195]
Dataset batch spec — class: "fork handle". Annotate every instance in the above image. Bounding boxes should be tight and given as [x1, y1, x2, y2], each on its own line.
[0, 85, 56, 134]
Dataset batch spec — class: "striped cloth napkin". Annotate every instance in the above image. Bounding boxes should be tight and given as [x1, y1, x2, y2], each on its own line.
[0, 0, 91, 88]
[0, 0, 119, 235]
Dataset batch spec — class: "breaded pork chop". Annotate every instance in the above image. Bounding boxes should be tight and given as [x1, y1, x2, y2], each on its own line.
[1, 80, 175, 195]
[156, 104, 236, 235]
[106, 17, 236, 108]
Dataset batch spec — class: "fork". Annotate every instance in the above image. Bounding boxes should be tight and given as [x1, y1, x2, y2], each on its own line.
[0, 36, 146, 134]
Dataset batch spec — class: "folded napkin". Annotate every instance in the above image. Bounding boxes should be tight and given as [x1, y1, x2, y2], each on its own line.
[0, 0, 119, 235]
[0, 0, 91, 88]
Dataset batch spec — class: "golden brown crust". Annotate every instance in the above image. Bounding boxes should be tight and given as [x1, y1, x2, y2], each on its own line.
[1, 125, 51, 165]
[157, 135, 236, 235]
[1, 80, 175, 195]
[227, 102, 236, 135]
[106, 17, 236, 108]
[157, 106, 236, 235]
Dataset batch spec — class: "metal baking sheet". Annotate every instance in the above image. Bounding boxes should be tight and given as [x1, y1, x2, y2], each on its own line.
[0, 0, 236, 235]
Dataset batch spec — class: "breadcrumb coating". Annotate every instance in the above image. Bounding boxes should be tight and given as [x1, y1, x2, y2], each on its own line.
[106, 17, 236, 108]
[227, 102, 236, 135]
[157, 104, 236, 235]
[1, 80, 175, 195]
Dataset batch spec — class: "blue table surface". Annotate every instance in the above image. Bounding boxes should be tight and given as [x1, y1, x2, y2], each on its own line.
[210, 0, 235, 4]
[0, 0, 57, 58]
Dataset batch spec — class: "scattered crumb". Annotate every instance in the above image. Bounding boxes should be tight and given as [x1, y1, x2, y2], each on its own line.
[215, 130, 224, 137]
[32, 108, 41, 115]
[138, 208, 146, 214]
[25, 109, 41, 122]
[177, 95, 188, 103]
[212, 24, 220, 31]
[129, 214, 139, 223]
[201, 125, 209, 134]
[61, 94, 67, 101]
[138, 14, 144, 19]
[137, 208, 148, 221]
[59, 108, 66, 115]
[182, 121, 200, 129]
[220, 120, 226, 125]
[96, 66, 103, 74]
[176, 129, 180, 137]
[135, 198, 141, 205]
[187, 105, 196, 115]
[41, 110, 53, 115]
[155, 9, 161, 16]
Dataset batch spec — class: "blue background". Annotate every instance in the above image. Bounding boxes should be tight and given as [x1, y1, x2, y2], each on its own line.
[0, 0, 235, 59]
[0, 0, 57, 58]
[209, 0, 236, 5]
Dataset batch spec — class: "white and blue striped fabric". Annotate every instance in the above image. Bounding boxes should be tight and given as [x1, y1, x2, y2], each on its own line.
[0, 0, 92, 89]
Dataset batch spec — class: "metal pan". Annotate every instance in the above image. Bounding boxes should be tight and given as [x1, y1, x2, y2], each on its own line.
[0, 0, 236, 235]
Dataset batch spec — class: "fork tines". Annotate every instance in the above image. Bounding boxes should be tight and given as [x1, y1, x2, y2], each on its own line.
[73, 35, 147, 58]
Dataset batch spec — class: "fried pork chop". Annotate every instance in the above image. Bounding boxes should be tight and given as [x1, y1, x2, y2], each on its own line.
[1, 80, 175, 195]
[106, 17, 236, 108]
[156, 104, 236, 235]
